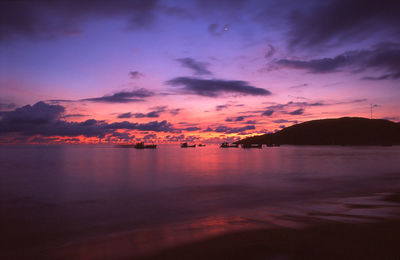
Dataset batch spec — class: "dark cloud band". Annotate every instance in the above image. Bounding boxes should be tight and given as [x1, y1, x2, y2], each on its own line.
[166, 77, 271, 97]
[0, 102, 176, 138]
[276, 42, 400, 79]
[82, 88, 154, 103]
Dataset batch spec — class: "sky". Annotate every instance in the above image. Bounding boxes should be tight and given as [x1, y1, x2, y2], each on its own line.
[1, 0, 400, 144]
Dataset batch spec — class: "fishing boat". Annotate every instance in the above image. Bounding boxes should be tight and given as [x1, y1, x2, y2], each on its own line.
[220, 142, 239, 148]
[134, 142, 157, 149]
[181, 142, 196, 148]
[266, 143, 281, 147]
[241, 143, 262, 149]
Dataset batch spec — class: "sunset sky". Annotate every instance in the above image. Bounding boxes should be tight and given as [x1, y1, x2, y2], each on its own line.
[1, 0, 400, 144]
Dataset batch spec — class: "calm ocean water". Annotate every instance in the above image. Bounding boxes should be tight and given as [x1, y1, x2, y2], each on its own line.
[1, 144, 400, 259]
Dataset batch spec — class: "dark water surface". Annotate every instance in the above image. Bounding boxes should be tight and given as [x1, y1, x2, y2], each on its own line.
[1, 145, 400, 259]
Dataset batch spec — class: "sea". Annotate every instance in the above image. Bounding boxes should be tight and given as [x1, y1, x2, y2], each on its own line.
[1, 144, 400, 259]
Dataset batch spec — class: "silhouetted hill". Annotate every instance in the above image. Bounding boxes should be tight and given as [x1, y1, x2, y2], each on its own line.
[236, 117, 400, 146]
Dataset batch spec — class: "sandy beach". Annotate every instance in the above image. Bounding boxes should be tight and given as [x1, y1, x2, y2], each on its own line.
[140, 193, 400, 260]
[140, 220, 400, 260]
[44, 191, 400, 260]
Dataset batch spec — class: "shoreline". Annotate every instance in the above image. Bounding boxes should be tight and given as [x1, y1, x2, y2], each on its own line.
[138, 193, 400, 260]
[3, 192, 400, 259]
[141, 193, 400, 259]
[140, 219, 400, 260]
[49, 192, 400, 260]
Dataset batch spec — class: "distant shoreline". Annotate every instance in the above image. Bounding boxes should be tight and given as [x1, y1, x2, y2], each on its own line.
[237, 117, 400, 146]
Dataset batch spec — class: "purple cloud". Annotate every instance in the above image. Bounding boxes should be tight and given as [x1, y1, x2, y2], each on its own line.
[166, 77, 271, 97]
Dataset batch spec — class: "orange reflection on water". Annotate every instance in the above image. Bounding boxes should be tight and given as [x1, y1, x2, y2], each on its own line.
[56, 215, 265, 260]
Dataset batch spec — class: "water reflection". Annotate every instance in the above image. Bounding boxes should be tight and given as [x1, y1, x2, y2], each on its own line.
[1, 145, 400, 259]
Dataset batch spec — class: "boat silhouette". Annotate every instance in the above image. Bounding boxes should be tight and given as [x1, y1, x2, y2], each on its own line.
[220, 142, 239, 148]
[181, 142, 196, 148]
[266, 143, 281, 147]
[241, 143, 262, 149]
[134, 142, 157, 149]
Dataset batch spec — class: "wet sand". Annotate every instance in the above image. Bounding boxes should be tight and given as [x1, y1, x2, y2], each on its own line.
[50, 192, 400, 260]
[140, 220, 400, 260]
[3, 192, 400, 259]
[140, 193, 400, 260]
